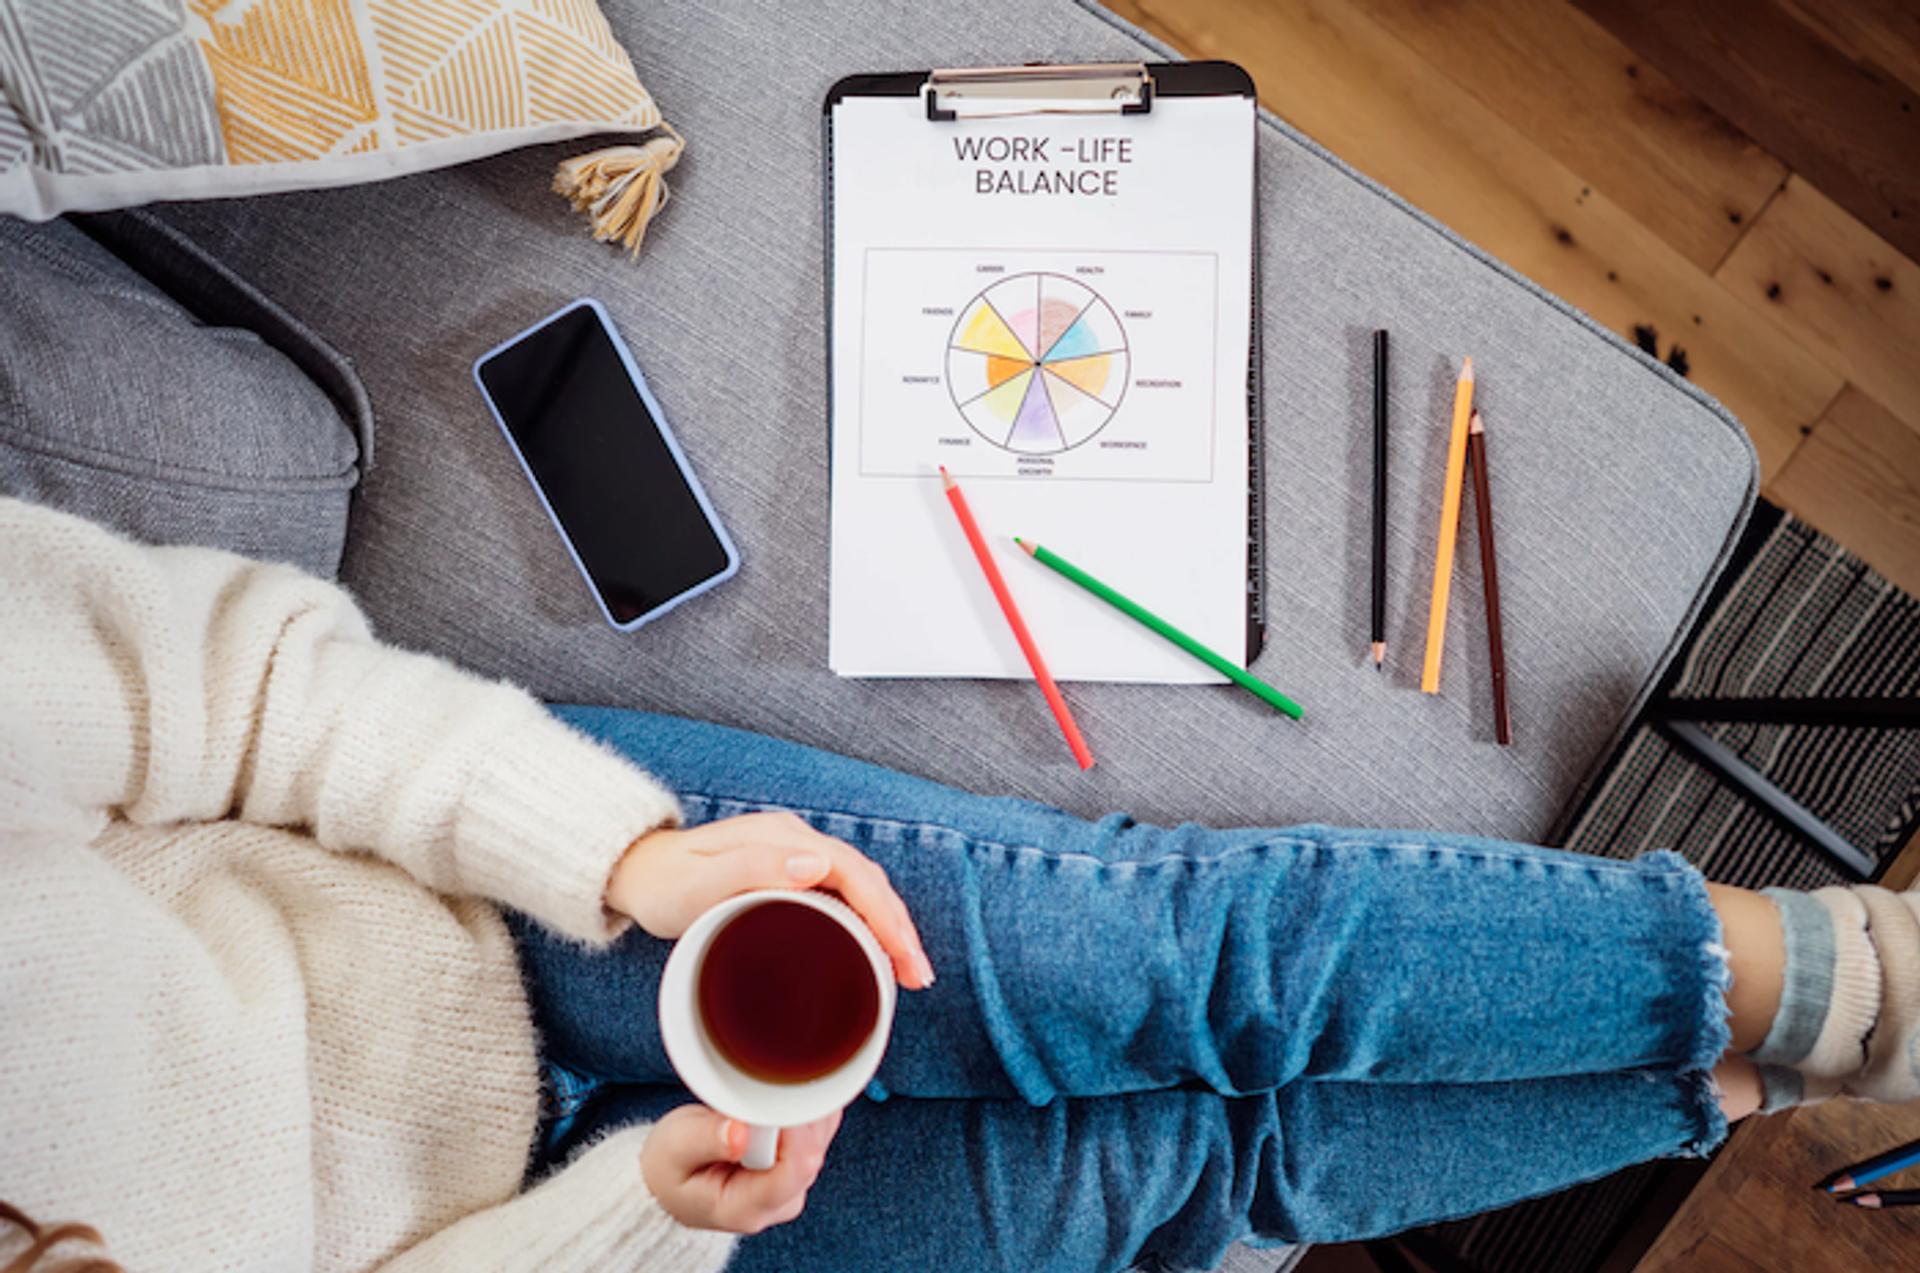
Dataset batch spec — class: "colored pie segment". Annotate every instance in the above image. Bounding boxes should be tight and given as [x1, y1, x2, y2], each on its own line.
[947, 273, 1129, 455]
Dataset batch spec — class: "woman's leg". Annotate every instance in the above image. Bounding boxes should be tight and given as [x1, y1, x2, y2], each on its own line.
[523, 707, 1731, 1108]
[540, 1068, 1721, 1273]
[513, 706, 1742, 1270]
[1705, 882, 1785, 1120]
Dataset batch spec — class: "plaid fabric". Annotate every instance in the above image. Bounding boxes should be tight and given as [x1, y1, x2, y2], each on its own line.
[1569, 502, 1920, 889]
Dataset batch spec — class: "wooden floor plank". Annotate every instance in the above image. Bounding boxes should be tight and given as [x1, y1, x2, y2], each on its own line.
[1767, 386, 1920, 599]
[1884, 825, 1920, 891]
[1107, 0, 1841, 475]
[1634, 1099, 1920, 1273]
[1716, 174, 1920, 437]
[1777, 0, 1920, 100]
[1351, 0, 1784, 274]
[1573, 0, 1920, 264]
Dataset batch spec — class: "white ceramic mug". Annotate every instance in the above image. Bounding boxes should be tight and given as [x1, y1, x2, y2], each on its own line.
[658, 889, 896, 1170]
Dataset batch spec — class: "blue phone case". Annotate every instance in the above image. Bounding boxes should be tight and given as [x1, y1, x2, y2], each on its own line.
[472, 298, 740, 631]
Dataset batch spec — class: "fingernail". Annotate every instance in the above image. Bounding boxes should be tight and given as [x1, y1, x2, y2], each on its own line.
[916, 953, 937, 988]
[785, 851, 826, 881]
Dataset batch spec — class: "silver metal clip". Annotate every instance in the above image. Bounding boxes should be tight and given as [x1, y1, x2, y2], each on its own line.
[925, 63, 1154, 121]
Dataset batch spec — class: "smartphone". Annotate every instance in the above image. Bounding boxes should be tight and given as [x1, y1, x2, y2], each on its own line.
[474, 299, 739, 630]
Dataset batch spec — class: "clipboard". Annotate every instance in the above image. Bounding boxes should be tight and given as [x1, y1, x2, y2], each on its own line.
[824, 61, 1262, 683]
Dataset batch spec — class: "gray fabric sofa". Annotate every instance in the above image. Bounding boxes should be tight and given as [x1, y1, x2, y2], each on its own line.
[0, 0, 1758, 1269]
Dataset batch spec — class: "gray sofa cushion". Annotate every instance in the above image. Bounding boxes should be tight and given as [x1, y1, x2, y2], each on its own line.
[132, 0, 1755, 850]
[0, 212, 367, 578]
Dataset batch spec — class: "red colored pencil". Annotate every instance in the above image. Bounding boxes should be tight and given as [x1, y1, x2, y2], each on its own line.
[939, 468, 1094, 770]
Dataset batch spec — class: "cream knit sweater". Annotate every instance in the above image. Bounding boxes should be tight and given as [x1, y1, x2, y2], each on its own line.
[0, 499, 737, 1273]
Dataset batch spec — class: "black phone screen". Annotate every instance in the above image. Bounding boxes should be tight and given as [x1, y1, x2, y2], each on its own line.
[476, 305, 735, 626]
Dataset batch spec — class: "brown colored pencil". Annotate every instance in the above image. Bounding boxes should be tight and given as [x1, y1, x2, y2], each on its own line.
[1466, 410, 1511, 744]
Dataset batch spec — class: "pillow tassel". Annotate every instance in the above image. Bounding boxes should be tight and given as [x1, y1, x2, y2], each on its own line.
[552, 127, 684, 257]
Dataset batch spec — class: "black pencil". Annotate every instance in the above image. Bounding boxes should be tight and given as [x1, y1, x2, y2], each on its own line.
[1844, 1189, 1920, 1208]
[1371, 329, 1388, 671]
[1466, 409, 1511, 744]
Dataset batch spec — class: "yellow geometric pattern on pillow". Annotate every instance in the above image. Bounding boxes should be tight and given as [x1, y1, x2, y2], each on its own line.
[188, 0, 659, 165]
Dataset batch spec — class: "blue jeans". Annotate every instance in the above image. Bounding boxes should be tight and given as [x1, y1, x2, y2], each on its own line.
[509, 707, 1730, 1272]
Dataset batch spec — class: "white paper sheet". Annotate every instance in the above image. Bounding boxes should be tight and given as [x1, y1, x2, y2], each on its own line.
[827, 88, 1256, 681]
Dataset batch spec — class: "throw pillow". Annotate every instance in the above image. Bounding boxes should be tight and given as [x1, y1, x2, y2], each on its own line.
[0, 0, 680, 252]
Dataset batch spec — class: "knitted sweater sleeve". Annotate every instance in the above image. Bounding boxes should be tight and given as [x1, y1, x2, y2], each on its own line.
[0, 498, 680, 945]
[379, 1126, 738, 1273]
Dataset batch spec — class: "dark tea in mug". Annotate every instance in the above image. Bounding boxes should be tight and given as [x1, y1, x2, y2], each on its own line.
[697, 897, 883, 1084]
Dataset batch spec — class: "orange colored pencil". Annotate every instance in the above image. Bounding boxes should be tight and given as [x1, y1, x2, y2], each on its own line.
[1421, 357, 1475, 694]
[939, 468, 1095, 769]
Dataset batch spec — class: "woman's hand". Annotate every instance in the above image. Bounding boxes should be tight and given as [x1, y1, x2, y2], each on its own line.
[640, 1104, 841, 1234]
[606, 811, 935, 989]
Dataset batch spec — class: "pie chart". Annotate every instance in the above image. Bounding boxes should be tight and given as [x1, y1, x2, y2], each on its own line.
[946, 273, 1129, 455]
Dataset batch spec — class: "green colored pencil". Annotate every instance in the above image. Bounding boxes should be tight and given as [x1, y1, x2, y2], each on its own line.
[1015, 538, 1303, 720]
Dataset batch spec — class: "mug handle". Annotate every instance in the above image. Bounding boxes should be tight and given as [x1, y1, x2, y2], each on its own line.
[743, 1123, 779, 1171]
